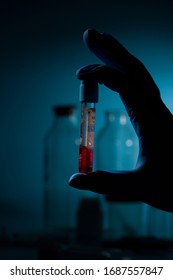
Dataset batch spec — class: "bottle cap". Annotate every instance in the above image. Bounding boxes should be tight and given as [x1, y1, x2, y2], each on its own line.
[79, 78, 98, 103]
[53, 105, 76, 116]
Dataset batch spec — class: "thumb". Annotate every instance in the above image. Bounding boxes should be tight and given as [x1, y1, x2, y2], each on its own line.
[69, 170, 143, 201]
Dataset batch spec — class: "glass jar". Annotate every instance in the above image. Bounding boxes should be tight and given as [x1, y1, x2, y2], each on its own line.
[96, 110, 138, 171]
[43, 105, 81, 240]
[95, 110, 143, 240]
[145, 204, 173, 240]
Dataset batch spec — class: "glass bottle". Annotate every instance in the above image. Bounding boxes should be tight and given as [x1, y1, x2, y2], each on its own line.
[95, 110, 143, 240]
[145, 204, 173, 240]
[43, 105, 81, 240]
[96, 110, 138, 171]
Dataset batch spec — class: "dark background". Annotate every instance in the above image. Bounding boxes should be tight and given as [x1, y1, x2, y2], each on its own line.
[1, 0, 173, 240]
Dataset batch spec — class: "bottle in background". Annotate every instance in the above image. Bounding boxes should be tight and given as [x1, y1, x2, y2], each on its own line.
[96, 110, 142, 240]
[43, 105, 81, 240]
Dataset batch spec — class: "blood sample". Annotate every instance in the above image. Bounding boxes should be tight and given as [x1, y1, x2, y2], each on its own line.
[78, 79, 98, 173]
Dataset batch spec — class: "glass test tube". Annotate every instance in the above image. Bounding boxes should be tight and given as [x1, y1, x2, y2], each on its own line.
[78, 79, 98, 173]
[79, 102, 96, 173]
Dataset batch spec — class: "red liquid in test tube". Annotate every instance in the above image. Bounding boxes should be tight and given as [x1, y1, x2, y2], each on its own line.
[79, 146, 93, 173]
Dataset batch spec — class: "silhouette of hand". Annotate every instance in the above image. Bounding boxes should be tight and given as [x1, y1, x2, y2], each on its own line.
[69, 29, 173, 213]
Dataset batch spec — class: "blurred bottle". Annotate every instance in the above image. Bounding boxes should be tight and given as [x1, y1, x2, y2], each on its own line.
[95, 110, 143, 240]
[145, 204, 173, 240]
[43, 105, 81, 239]
[76, 197, 103, 247]
[96, 110, 138, 171]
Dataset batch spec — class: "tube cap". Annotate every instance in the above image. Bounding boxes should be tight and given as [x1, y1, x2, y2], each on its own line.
[79, 78, 98, 103]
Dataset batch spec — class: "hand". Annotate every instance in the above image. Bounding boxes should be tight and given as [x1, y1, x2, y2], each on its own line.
[69, 29, 173, 213]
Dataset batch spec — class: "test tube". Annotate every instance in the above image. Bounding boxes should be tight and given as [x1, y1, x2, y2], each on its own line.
[78, 78, 98, 173]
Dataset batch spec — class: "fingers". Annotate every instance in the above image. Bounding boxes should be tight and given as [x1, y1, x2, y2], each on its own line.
[76, 64, 128, 94]
[82, 29, 160, 100]
[83, 29, 138, 72]
[69, 166, 173, 212]
[69, 170, 142, 200]
[78, 29, 172, 143]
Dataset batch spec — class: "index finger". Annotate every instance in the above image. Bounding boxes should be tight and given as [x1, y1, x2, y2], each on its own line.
[83, 29, 137, 71]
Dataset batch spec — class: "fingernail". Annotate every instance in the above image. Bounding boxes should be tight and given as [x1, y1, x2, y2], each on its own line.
[69, 173, 87, 187]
